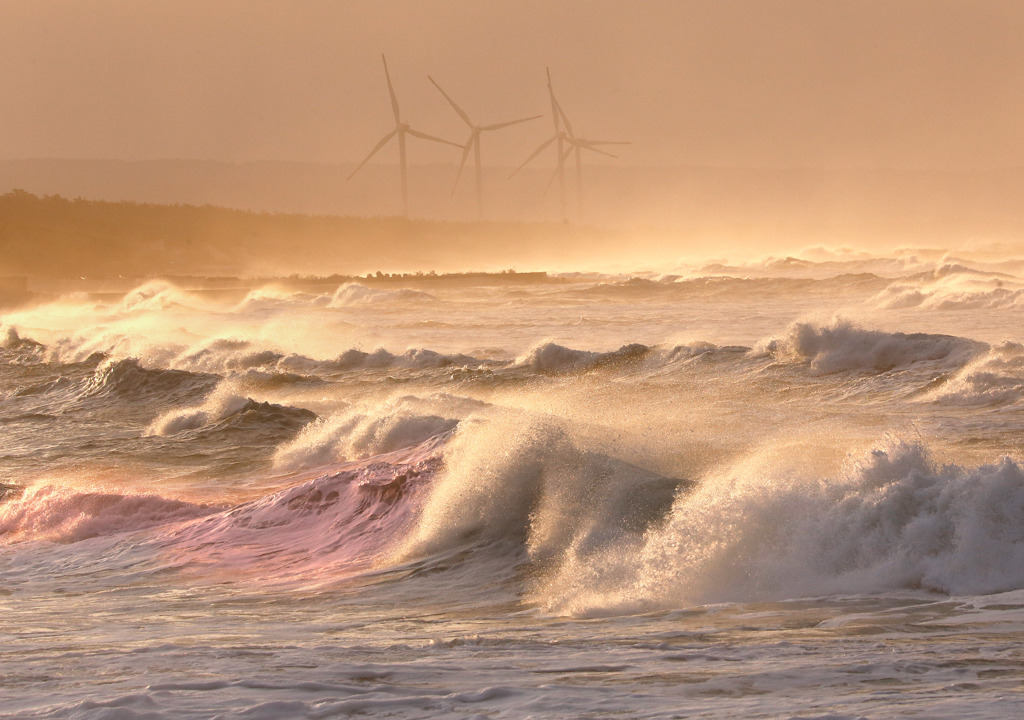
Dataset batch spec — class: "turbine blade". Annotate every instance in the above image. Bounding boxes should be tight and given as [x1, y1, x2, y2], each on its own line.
[451, 137, 474, 197]
[481, 115, 543, 132]
[558, 142, 574, 167]
[428, 76, 473, 127]
[575, 138, 627, 158]
[541, 143, 573, 196]
[405, 127, 464, 148]
[382, 54, 401, 123]
[545, 69, 575, 138]
[546, 68, 561, 132]
[347, 129, 398, 180]
[508, 135, 556, 178]
[554, 97, 574, 138]
[580, 145, 618, 159]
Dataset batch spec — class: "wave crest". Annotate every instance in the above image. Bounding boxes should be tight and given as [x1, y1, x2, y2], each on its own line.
[160, 446, 444, 582]
[392, 415, 686, 567]
[119, 280, 198, 312]
[147, 384, 316, 436]
[515, 342, 653, 373]
[756, 319, 981, 373]
[874, 266, 1024, 310]
[324, 347, 481, 372]
[538, 440, 1024, 615]
[0, 325, 45, 363]
[82, 357, 217, 402]
[0, 483, 217, 544]
[924, 342, 1024, 406]
[273, 397, 468, 471]
[328, 283, 435, 307]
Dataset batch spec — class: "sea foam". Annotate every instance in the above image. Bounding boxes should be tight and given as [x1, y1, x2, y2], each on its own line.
[537, 440, 1024, 615]
[924, 341, 1024, 406]
[755, 318, 982, 373]
[273, 396, 466, 471]
[329, 282, 435, 307]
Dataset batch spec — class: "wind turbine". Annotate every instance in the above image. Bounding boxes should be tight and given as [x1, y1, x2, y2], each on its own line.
[347, 55, 463, 218]
[552, 93, 630, 222]
[509, 68, 571, 220]
[429, 76, 541, 220]
[510, 69, 628, 222]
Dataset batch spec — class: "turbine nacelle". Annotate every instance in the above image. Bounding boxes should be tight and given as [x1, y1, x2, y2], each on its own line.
[429, 75, 541, 216]
[512, 68, 629, 221]
[348, 56, 463, 217]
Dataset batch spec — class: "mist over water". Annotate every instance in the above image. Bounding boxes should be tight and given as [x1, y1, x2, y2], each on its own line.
[3, 246, 1024, 718]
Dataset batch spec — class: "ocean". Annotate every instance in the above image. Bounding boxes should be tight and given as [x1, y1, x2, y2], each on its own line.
[3, 247, 1024, 719]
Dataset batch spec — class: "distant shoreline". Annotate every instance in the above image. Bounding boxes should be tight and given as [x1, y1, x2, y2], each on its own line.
[0, 190, 623, 283]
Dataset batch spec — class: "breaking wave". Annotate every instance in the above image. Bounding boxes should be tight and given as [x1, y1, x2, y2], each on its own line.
[534, 440, 1024, 615]
[0, 325, 45, 363]
[0, 443, 441, 584]
[236, 286, 325, 311]
[147, 384, 316, 436]
[515, 342, 653, 373]
[391, 414, 687, 568]
[119, 279, 202, 312]
[755, 318, 983, 373]
[170, 343, 485, 376]
[0, 483, 218, 544]
[172, 338, 286, 374]
[81, 357, 218, 403]
[875, 267, 1024, 310]
[9, 409, 1024, 611]
[273, 396, 470, 471]
[318, 347, 482, 372]
[328, 282, 436, 307]
[924, 342, 1024, 406]
[160, 442, 446, 582]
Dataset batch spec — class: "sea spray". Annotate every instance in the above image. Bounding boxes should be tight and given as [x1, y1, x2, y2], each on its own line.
[536, 439, 1024, 615]
[391, 412, 685, 566]
[923, 341, 1024, 406]
[7, 252, 1024, 718]
[329, 282, 436, 307]
[273, 395, 472, 471]
[146, 382, 316, 436]
[755, 318, 983, 373]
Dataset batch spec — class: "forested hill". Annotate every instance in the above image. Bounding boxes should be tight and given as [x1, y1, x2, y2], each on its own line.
[0, 190, 617, 278]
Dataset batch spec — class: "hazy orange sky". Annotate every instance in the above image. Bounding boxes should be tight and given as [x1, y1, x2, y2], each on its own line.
[3, 1, 1024, 170]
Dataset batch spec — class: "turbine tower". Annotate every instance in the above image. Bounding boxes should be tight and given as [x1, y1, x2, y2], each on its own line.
[511, 69, 628, 222]
[348, 55, 463, 218]
[509, 68, 571, 220]
[429, 76, 541, 220]
[552, 92, 629, 222]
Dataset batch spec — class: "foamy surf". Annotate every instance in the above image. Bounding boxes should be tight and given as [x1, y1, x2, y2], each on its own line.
[6, 251, 1024, 719]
